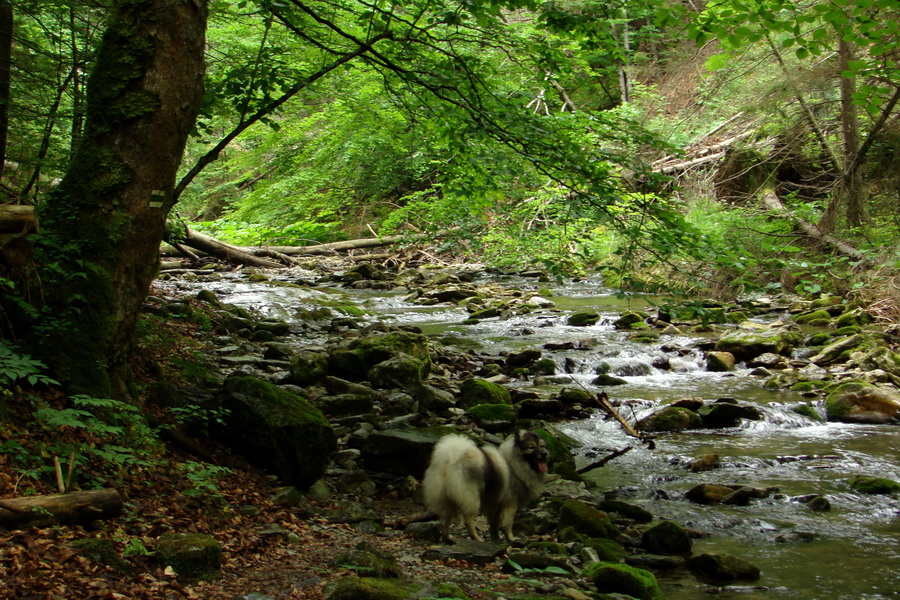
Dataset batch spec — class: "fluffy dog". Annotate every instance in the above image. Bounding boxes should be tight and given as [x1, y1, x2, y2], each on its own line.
[422, 430, 549, 543]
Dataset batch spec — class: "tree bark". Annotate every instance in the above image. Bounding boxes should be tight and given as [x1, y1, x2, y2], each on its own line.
[20, 0, 207, 398]
[181, 226, 283, 268]
[0, 489, 123, 529]
[0, 0, 11, 182]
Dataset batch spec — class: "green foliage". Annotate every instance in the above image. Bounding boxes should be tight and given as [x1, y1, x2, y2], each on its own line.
[0, 341, 59, 390]
[179, 461, 233, 502]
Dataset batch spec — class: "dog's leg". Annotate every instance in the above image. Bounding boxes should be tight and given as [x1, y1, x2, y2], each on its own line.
[498, 504, 518, 542]
[464, 515, 483, 542]
[440, 516, 453, 544]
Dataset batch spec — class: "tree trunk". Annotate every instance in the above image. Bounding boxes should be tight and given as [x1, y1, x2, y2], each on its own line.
[0, 0, 11, 182]
[0, 489, 123, 529]
[22, 0, 207, 399]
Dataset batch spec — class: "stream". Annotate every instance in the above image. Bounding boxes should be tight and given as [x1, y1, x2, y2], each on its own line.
[163, 269, 900, 600]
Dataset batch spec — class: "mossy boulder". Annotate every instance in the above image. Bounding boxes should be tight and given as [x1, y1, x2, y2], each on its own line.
[810, 334, 865, 365]
[351, 331, 431, 373]
[848, 346, 900, 376]
[532, 357, 557, 375]
[334, 543, 402, 578]
[698, 400, 762, 428]
[715, 328, 802, 361]
[614, 311, 647, 329]
[597, 500, 653, 524]
[705, 351, 736, 372]
[557, 500, 618, 539]
[584, 538, 628, 562]
[637, 406, 702, 432]
[582, 562, 662, 600]
[289, 350, 330, 386]
[835, 308, 872, 328]
[825, 381, 900, 424]
[641, 520, 692, 555]
[155, 533, 222, 581]
[459, 377, 512, 408]
[361, 428, 442, 478]
[795, 309, 833, 325]
[215, 376, 336, 488]
[684, 483, 736, 504]
[534, 427, 577, 470]
[465, 403, 517, 430]
[70, 538, 131, 572]
[367, 353, 428, 392]
[327, 576, 416, 600]
[847, 476, 900, 495]
[568, 312, 601, 327]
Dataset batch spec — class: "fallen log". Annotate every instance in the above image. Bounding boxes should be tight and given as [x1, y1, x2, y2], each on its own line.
[237, 229, 456, 256]
[0, 488, 123, 529]
[759, 190, 872, 265]
[0, 204, 38, 233]
[180, 227, 284, 268]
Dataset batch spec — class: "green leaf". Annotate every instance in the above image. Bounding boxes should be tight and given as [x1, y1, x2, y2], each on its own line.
[705, 53, 731, 71]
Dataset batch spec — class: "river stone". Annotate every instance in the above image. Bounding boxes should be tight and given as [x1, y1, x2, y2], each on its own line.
[795, 309, 833, 325]
[516, 398, 565, 419]
[684, 483, 735, 504]
[506, 349, 542, 370]
[597, 500, 653, 523]
[688, 454, 719, 472]
[557, 500, 618, 539]
[465, 403, 517, 431]
[367, 353, 427, 392]
[641, 520, 692, 555]
[637, 406, 702, 432]
[289, 350, 329, 386]
[699, 401, 763, 428]
[847, 346, 900, 376]
[334, 544, 402, 578]
[614, 311, 647, 329]
[687, 553, 761, 582]
[351, 330, 432, 373]
[582, 562, 662, 600]
[568, 312, 601, 327]
[360, 429, 441, 478]
[327, 576, 415, 600]
[421, 540, 507, 565]
[706, 351, 736, 372]
[458, 377, 512, 408]
[714, 328, 802, 361]
[316, 394, 374, 417]
[215, 376, 336, 489]
[810, 334, 865, 365]
[156, 532, 222, 581]
[825, 381, 900, 423]
[847, 475, 900, 495]
[626, 553, 687, 569]
[416, 384, 456, 412]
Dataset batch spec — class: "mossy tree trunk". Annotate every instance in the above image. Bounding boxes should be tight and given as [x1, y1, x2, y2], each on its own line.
[29, 0, 207, 399]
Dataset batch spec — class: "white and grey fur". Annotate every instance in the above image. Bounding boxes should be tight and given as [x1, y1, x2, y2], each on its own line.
[422, 430, 549, 543]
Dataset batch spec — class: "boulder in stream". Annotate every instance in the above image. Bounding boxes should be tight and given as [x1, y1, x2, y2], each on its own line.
[641, 521, 692, 555]
[582, 561, 662, 600]
[637, 406, 702, 432]
[824, 380, 900, 424]
[687, 552, 761, 582]
[458, 377, 512, 408]
[714, 327, 802, 362]
[705, 351, 736, 372]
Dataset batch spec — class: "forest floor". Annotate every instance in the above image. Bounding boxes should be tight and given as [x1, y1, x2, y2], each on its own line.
[0, 429, 548, 600]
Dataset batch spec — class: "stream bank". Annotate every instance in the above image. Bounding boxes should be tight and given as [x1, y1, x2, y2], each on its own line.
[147, 259, 900, 600]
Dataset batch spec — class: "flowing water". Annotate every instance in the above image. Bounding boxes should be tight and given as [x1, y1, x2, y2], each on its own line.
[165, 270, 900, 600]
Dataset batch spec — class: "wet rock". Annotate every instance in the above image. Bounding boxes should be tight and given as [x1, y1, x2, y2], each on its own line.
[688, 454, 719, 472]
[798, 495, 831, 512]
[699, 400, 762, 428]
[847, 475, 900, 495]
[810, 334, 864, 365]
[416, 384, 456, 412]
[747, 352, 787, 368]
[155, 532, 222, 581]
[641, 521, 692, 555]
[214, 376, 336, 489]
[421, 539, 507, 565]
[568, 312, 601, 327]
[360, 429, 441, 478]
[705, 351, 736, 372]
[614, 311, 648, 330]
[367, 353, 428, 393]
[637, 406, 702, 432]
[582, 562, 662, 600]
[516, 398, 565, 419]
[596, 500, 653, 524]
[687, 553, 761, 582]
[825, 380, 900, 424]
[671, 396, 704, 411]
[289, 350, 329, 386]
[506, 349, 542, 370]
[557, 500, 618, 539]
[504, 551, 572, 574]
[684, 483, 736, 504]
[458, 377, 512, 408]
[465, 403, 517, 431]
[317, 394, 375, 417]
[795, 309, 833, 325]
[592, 373, 629, 386]
[327, 576, 415, 600]
[847, 346, 900, 377]
[715, 328, 802, 361]
[352, 330, 432, 374]
[626, 553, 687, 570]
[583, 538, 628, 562]
[334, 542, 402, 578]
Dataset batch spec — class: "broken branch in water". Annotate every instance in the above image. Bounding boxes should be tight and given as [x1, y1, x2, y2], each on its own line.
[576, 446, 633, 474]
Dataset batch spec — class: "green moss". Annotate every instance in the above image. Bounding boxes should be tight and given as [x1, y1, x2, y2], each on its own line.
[792, 403, 824, 422]
[334, 547, 402, 578]
[583, 538, 627, 562]
[525, 541, 568, 555]
[531, 358, 557, 375]
[795, 310, 832, 325]
[155, 533, 222, 581]
[789, 381, 826, 393]
[847, 476, 900, 495]
[327, 576, 415, 600]
[459, 377, 511, 408]
[642, 520, 692, 555]
[70, 538, 131, 572]
[352, 331, 431, 372]
[465, 403, 517, 422]
[568, 311, 601, 326]
[582, 562, 662, 600]
[557, 499, 618, 539]
[637, 406, 702, 432]
[225, 376, 329, 427]
[824, 380, 870, 420]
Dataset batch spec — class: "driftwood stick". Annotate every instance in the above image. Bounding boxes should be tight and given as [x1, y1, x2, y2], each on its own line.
[577, 446, 633, 474]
